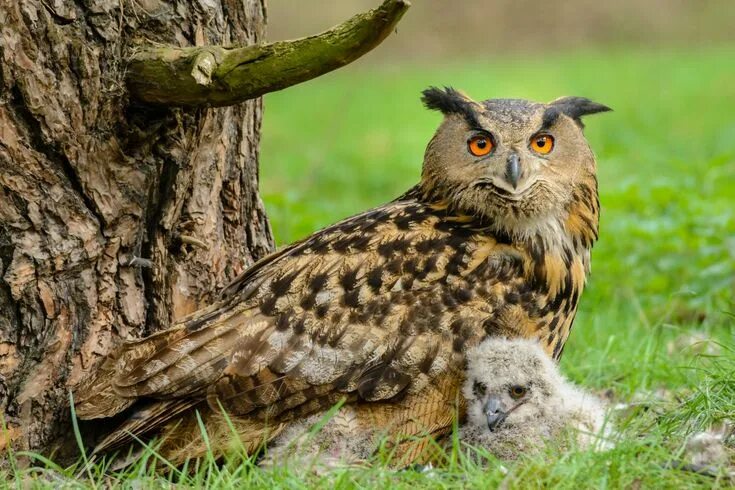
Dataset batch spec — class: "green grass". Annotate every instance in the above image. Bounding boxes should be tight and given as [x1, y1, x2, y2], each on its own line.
[5, 46, 734, 488]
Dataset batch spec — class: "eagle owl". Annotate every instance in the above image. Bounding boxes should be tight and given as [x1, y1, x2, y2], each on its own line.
[74, 87, 610, 464]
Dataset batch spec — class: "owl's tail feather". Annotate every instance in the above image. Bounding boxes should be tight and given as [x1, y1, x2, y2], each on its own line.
[91, 398, 198, 455]
[73, 325, 190, 419]
[73, 354, 135, 419]
[155, 406, 286, 466]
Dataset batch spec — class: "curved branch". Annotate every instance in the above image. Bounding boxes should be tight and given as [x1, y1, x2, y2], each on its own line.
[127, 0, 410, 107]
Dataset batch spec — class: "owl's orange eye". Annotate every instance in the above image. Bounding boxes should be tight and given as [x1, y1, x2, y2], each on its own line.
[530, 134, 555, 154]
[468, 135, 494, 157]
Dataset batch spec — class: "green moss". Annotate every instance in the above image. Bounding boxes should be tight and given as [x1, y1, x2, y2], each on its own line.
[126, 0, 409, 107]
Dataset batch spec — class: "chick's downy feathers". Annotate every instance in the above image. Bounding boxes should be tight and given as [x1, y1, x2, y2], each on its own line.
[460, 338, 613, 460]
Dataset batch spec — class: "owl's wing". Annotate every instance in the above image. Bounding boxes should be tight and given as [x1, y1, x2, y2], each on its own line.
[75, 200, 520, 442]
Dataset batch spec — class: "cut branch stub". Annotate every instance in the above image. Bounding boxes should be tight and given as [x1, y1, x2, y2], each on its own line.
[127, 0, 410, 107]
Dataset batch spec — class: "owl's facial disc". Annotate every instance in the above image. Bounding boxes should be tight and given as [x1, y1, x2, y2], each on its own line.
[470, 139, 544, 198]
[471, 377, 533, 431]
[465, 131, 537, 193]
[469, 110, 562, 197]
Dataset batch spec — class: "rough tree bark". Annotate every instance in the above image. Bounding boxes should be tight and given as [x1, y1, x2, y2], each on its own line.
[0, 0, 408, 459]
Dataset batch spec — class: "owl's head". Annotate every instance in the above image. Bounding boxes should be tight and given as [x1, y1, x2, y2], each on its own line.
[420, 87, 610, 238]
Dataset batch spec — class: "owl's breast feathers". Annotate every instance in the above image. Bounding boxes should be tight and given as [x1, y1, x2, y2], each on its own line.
[74, 183, 598, 458]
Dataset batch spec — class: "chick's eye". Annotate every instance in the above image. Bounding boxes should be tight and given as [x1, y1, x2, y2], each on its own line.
[509, 385, 527, 399]
[530, 134, 555, 155]
[472, 380, 487, 397]
[468, 135, 494, 157]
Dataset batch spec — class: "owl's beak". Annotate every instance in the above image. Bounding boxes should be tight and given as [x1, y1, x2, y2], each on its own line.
[505, 153, 521, 189]
[483, 395, 508, 431]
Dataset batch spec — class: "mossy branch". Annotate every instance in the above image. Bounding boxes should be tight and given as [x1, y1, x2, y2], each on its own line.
[127, 0, 410, 107]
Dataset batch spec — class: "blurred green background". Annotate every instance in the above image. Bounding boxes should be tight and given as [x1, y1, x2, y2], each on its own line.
[266, 0, 735, 57]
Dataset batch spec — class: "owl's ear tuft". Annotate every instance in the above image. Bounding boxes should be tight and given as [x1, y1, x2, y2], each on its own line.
[550, 96, 611, 125]
[421, 86, 480, 127]
[421, 86, 467, 113]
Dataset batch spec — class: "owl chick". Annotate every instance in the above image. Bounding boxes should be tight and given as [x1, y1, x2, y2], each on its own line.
[259, 405, 373, 471]
[460, 337, 613, 460]
[75, 87, 610, 465]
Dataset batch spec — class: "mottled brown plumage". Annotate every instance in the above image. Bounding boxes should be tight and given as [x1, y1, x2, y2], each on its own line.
[73, 87, 609, 465]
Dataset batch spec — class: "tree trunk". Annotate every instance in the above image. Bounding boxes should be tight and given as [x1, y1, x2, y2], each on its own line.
[0, 0, 272, 457]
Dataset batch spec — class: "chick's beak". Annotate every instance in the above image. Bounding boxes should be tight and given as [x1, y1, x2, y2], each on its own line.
[483, 395, 508, 431]
[505, 153, 521, 189]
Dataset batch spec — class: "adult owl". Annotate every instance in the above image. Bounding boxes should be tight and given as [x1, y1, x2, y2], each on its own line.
[75, 87, 610, 464]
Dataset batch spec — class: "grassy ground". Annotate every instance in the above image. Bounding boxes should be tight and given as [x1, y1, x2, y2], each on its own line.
[5, 46, 734, 488]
